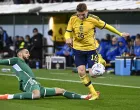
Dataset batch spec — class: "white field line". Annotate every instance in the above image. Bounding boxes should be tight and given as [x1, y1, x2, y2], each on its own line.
[49, 72, 67, 74]
[49, 72, 106, 78]
[0, 73, 140, 89]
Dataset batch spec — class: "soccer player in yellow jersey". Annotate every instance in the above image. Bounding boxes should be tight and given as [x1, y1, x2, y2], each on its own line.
[64, 3, 129, 100]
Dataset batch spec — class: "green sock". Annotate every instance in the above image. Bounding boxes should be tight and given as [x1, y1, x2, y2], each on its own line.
[13, 92, 33, 99]
[63, 91, 81, 99]
[40, 87, 56, 97]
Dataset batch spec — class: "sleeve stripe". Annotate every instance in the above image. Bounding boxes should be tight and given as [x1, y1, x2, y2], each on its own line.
[44, 89, 46, 96]
[101, 22, 106, 29]
[32, 93, 33, 99]
[66, 30, 72, 32]
[8, 59, 10, 64]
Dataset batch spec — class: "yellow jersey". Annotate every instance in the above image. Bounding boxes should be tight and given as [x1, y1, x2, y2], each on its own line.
[65, 14, 106, 51]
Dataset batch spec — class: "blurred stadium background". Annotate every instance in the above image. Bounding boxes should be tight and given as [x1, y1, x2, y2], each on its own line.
[0, 0, 140, 70]
[0, 0, 140, 109]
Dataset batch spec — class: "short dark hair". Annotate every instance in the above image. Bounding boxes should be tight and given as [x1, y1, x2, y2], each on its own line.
[33, 28, 38, 33]
[16, 48, 27, 55]
[136, 35, 140, 40]
[48, 29, 53, 36]
[76, 3, 87, 12]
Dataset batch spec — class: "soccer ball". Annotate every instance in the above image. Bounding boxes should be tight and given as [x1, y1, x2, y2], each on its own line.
[91, 63, 105, 76]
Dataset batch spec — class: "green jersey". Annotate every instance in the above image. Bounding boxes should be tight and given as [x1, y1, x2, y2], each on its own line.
[0, 57, 35, 82]
[0, 57, 55, 94]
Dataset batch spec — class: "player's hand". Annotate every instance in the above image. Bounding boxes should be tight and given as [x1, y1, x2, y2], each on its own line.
[66, 38, 73, 48]
[121, 32, 130, 37]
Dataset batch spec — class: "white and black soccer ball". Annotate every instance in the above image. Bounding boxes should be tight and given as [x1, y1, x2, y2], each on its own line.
[91, 63, 105, 76]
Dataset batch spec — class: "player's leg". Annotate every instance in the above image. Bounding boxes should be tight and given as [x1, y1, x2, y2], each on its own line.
[98, 54, 106, 66]
[73, 49, 98, 100]
[0, 90, 40, 100]
[87, 51, 102, 100]
[0, 92, 33, 100]
[13, 79, 41, 100]
[0, 80, 41, 100]
[40, 86, 92, 100]
[56, 88, 92, 100]
[78, 65, 99, 100]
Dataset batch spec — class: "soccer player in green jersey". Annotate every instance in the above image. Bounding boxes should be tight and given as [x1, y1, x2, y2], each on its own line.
[0, 48, 94, 100]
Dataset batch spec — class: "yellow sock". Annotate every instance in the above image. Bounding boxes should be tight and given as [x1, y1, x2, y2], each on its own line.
[80, 74, 97, 96]
[88, 84, 97, 96]
[98, 54, 106, 66]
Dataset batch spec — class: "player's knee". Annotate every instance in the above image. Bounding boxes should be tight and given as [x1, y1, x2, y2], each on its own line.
[78, 66, 86, 75]
[60, 88, 66, 93]
[55, 88, 66, 94]
[33, 94, 41, 99]
[32, 90, 41, 99]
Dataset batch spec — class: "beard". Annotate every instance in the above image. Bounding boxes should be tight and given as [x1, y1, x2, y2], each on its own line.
[23, 56, 29, 63]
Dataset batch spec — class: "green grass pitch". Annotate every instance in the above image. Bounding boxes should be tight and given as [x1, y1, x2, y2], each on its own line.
[0, 66, 140, 110]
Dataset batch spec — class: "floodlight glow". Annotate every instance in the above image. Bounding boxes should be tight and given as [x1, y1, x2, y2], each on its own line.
[49, 17, 54, 30]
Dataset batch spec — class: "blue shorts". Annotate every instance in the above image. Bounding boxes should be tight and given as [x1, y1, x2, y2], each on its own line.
[73, 49, 98, 68]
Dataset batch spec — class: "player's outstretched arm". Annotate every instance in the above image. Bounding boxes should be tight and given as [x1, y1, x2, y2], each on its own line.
[0, 57, 18, 65]
[104, 24, 130, 37]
